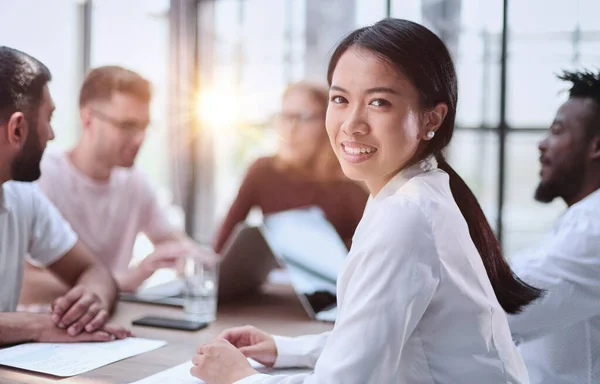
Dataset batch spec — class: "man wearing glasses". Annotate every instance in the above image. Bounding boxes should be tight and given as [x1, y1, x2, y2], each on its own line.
[25, 66, 216, 295]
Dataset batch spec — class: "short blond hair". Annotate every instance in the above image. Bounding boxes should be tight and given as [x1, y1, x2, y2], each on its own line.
[282, 81, 329, 111]
[79, 65, 151, 107]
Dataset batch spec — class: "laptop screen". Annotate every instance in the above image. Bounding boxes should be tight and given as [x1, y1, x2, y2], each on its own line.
[262, 207, 348, 315]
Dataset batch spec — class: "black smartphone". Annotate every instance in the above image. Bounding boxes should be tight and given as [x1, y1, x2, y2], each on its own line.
[132, 315, 209, 331]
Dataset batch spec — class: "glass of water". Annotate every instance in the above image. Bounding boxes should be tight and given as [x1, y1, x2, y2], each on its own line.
[183, 256, 219, 322]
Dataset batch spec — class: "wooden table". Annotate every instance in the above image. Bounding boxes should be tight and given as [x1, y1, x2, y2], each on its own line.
[1, 284, 332, 384]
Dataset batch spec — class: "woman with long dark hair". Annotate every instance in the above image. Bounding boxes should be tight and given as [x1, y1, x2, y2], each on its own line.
[190, 19, 541, 384]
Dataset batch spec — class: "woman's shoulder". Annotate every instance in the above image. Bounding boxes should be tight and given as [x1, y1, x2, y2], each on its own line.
[363, 194, 433, 242]
[351, 194, 439, 269]
[357, 170, 454, 239]
[244, 156, 279, 179]
[248, 156, 276, 170]
[366, 170, 464, 248]
[394, 170, 450, 213]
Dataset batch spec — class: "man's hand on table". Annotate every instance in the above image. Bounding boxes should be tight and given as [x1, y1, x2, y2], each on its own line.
[50, 285, 111, 336]
[32, 313, 132, 342]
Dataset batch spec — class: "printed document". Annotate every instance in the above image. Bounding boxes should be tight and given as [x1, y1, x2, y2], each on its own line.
[0, 337, 166, 377]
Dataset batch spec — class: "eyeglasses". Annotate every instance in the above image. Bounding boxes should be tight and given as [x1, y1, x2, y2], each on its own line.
[274, 112, 323, 126]
[90, 109, 149, 135]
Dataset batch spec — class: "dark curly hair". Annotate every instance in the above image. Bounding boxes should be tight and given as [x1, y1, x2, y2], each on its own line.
[558, 70, 600, 137]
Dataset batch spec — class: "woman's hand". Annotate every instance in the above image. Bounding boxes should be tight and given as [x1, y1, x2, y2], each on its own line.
[219, 325, 278, 367]
[190, 339, 258, 384]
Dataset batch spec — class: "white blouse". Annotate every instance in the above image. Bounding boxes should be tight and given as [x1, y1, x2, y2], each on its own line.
[236, 160, 529, 384]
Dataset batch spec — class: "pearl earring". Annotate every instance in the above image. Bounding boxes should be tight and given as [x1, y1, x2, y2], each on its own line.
[427, 131, 435, 139]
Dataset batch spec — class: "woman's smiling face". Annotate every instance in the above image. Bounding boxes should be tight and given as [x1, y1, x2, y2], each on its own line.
[326, 46, 431, 195]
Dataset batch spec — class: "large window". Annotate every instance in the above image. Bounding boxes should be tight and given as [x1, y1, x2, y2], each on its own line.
[90, 0, 173, 270]
[0, 0, 171, 192]
[207, 0, 599, 257]
[388, 0, 599, 255]
[3, 0, 597, 257]
[91, 0, 171, 192]
[504, 132, 565, 254]
[210, 0, 304, 227]
[502, 0, 598, 255]
[0, 0, 80, 150]
[0, 0, 174, 272]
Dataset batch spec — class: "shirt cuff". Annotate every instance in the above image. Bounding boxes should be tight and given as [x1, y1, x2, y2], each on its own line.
[273, 335, 306, 368]
[234, 373, 270, 384]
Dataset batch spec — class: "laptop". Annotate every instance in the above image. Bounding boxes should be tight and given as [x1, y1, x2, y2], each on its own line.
[119, 223, 279, 306]
[121, 207, 348, 322]
[262, 207, 348, 322]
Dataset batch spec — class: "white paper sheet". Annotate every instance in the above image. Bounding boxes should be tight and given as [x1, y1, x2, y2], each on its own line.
[131, 359, 312, 384]
[0, 337, 166, 377]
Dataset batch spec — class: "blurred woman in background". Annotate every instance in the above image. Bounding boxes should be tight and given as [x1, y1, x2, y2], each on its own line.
[213, 82, 368, 253]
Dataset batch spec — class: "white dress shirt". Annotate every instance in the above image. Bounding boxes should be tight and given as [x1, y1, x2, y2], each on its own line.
[508, 188, 600, 384]
[236, 160, 529, 384]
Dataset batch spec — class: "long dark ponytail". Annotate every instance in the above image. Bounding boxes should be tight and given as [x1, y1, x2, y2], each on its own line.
[436, 154, 542, 313]
[327, 19, 542, 314]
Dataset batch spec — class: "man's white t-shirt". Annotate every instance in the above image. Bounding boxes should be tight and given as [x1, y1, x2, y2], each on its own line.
[0, 181, 77, 312]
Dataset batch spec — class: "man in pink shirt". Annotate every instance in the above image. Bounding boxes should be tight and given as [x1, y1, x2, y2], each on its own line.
[28, 65, 215, 292]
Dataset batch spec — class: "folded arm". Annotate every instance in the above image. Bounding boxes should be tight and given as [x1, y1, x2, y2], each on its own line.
[47, 241, 118, 333]
[0, 312, 128, 346]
